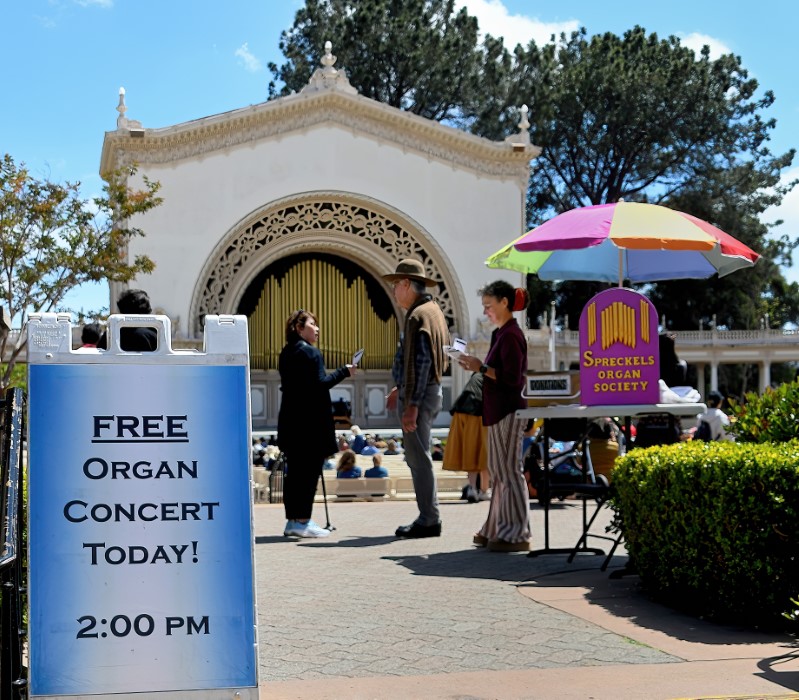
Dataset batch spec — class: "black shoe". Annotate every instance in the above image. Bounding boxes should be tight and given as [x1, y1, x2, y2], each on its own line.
[395, 521, 442, 538]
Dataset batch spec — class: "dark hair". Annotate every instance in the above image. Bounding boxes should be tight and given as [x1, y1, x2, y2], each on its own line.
[707, 390, 724, 407]
[479, 281, 529, 312]
[285, 309, 317, 343]
[337, 449, 357, 471]
[117, 289, 152, 314]
[658, 333, 686, 385]
[81, 322, 101, 345]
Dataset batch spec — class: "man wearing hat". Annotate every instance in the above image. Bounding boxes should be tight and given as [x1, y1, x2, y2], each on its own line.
[383, 259, 449, 538]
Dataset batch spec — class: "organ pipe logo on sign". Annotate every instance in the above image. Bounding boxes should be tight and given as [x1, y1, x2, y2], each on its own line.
[26, 313, 259, 700]
[578, 289, 660, 406]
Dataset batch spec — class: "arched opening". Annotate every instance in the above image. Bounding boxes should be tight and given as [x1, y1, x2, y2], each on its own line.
[239, 252, 399, 371]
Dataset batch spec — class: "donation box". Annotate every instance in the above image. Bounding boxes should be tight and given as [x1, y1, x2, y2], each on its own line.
[26, 313, 258, 700]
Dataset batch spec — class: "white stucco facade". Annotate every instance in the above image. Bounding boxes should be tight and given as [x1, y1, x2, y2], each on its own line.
[100, 48, 539, 427]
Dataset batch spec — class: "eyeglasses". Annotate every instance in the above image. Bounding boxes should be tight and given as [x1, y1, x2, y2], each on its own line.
[390, 279, 407, 290]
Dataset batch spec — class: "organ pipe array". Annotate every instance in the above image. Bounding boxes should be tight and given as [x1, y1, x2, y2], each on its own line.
[248, 258, 399, 370]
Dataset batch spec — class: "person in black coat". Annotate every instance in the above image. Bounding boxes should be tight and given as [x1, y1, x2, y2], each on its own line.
[97, 289, 158, 351]
[278, 309, 355, 538]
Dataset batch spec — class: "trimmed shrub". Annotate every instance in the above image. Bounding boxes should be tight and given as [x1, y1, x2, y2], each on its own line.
[611, 440, 799, 628]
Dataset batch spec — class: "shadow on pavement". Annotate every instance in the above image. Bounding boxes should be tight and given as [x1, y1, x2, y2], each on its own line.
[255, 535, 294, 544]
[518, 565, 799, 649]
[756, 650, 799, 692]
[296, 535, 398, 548]
[382, 547, 570, 582]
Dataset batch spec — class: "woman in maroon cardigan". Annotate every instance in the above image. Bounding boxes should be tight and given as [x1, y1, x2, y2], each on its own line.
[459, 281, 531, 552]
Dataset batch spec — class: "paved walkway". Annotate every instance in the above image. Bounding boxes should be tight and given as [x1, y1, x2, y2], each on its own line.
[253, 497, 799, 699]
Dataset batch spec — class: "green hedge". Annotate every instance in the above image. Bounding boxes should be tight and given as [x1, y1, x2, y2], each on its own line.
[611, 440, 799, 628]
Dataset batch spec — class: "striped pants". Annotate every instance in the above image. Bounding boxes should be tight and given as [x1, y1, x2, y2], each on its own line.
[478, 413, 531, 543]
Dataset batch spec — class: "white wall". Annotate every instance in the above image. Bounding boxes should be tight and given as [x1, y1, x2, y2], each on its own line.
[126, 122, 527, 337]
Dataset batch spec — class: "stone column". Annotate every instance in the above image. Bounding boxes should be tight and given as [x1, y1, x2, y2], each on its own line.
[695, 362, 706, 396]
[710, 361, 719, 392]
[760, 360, 771, 392]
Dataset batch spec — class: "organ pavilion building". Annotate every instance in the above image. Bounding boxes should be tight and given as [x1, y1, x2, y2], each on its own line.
[100, 43, 540, 428]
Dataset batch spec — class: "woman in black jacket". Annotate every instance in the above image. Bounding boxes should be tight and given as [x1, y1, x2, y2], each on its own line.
[278, 309, 355, 538]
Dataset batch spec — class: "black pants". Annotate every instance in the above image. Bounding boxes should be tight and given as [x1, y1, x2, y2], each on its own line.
[283, 453, 324, 521]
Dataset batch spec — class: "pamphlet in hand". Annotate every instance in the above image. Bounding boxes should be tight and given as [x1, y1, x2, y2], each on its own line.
[352, 348, 364, 366]
[444, 337, 468, 361]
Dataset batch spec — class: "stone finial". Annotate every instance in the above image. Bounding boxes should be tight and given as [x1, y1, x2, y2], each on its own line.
[518, 104, 530, 133]
[321, 41, 336, 72]
[505, 104, 531, 146]
[115, 86, 143, 132]
[116, 87, 128, 129]
[301, 41, 357, 95]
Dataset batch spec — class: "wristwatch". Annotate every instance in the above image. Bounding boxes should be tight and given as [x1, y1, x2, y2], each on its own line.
[479, 363, 488, 375]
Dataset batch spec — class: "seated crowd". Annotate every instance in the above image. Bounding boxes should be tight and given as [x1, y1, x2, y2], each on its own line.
[253, 427, 405, 473]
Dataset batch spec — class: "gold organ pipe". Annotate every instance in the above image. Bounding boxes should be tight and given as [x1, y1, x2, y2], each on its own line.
[246, 258, 399, 370]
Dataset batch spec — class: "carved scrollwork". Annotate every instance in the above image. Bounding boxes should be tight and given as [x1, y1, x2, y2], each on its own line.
[194, 196, 458, 334]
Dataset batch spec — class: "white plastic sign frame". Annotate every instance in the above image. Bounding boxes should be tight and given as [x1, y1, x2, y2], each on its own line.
[26, 313, 258, 700]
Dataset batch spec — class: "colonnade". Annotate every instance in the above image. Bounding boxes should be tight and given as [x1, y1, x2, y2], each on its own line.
[540, 328, 799, 397]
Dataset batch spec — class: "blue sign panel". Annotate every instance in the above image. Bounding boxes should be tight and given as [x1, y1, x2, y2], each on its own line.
[27, 315, 258, 698]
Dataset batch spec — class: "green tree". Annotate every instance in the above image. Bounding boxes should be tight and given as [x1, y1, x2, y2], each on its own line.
[268, 0, 489, 124]
[270, 7, 798, 338]
[0, 154, 161, 389]
[521, 27, 797, 332]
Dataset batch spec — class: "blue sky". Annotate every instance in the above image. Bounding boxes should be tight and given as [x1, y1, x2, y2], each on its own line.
[4, 0, 798, 316]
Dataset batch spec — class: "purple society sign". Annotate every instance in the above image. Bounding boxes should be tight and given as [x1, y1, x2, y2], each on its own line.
[579, 288, 660, 406]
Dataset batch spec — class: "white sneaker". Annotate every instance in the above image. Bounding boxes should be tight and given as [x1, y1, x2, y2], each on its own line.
[294, 520, 330, 538]
[283, 519, 302, 537]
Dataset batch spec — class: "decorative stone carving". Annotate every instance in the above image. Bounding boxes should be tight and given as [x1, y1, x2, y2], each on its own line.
[115, 87, 143, 131]
[505, 104, 531, 146]
[301, 41, 357, 95]
[192, 195, 460, 336]
[102, 93, 537, 187]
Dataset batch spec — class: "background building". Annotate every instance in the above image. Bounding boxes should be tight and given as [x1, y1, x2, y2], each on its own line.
[100, 45, 539, 428]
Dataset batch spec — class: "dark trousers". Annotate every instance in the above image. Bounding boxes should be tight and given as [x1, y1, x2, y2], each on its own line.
[283, 453, 323, 521]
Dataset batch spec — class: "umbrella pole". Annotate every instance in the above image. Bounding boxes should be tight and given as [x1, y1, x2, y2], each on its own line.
[618, 248, 623, 287]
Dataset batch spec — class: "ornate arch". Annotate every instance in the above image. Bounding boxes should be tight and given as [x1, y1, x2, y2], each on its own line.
[190, 191, 468, 337]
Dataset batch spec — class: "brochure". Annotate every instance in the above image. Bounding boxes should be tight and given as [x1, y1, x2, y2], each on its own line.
[444, 337, 468, 360]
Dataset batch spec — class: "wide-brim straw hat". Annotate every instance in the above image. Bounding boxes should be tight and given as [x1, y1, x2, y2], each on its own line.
[382, 258, 438, 288]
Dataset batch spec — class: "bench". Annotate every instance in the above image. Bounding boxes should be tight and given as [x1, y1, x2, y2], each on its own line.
[326, 477, 391, 501]
[252, 467, 270, 503]
[393, 474, 468, 499]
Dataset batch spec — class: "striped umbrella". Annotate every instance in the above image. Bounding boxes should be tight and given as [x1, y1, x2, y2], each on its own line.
[486, 202, 759, 286]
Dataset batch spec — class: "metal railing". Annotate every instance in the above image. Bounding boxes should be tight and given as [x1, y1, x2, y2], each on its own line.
[542, 328, 799, 348]
[0, 388, 27, 698]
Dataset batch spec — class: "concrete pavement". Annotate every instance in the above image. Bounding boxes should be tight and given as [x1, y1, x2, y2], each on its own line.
[253, 496, 799, 699]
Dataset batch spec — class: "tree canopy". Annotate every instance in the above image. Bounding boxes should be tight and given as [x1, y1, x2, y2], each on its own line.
[270, 3, 797, 339]
[269, 0, 485, 125]
[520, 27, 798, 332]
[0, 154, 161, 389]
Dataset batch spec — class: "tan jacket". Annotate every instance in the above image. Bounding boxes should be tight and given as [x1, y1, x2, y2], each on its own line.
[402, 296, 449, 404]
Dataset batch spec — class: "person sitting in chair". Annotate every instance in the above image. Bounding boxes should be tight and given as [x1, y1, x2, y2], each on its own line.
[336, 449, 362, 479]
[364, 453, 389, 478]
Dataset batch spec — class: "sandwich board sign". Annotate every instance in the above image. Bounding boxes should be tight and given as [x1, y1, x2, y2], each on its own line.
[26, 313, 258, 699]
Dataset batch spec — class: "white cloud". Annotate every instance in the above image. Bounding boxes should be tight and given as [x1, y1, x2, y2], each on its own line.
[235, 43, 263, 73]
[74, 0, 113, 7]
[678, 32, 732, 60]
[764, 166, 799, 283]
[460, 0, 578, 48]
